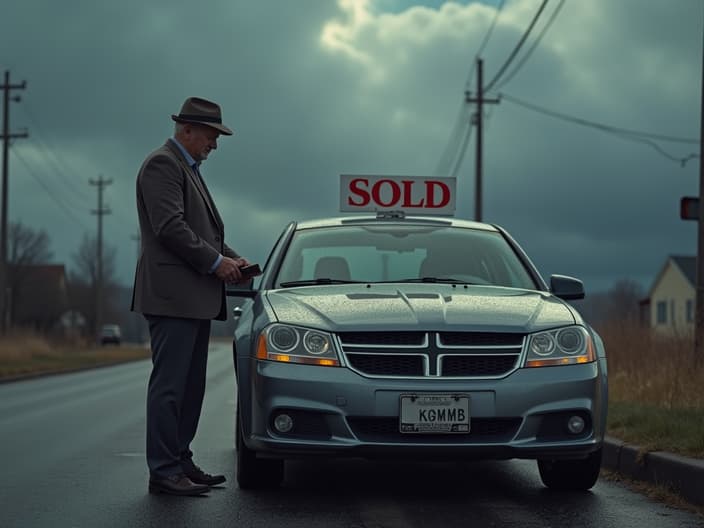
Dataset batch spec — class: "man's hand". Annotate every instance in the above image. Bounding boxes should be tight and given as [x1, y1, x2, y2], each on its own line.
[215, 256, 251, 283]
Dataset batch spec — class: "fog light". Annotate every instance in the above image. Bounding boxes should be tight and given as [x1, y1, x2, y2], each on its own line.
[567, 415, 585, 434]
[274, 413, 294, 433]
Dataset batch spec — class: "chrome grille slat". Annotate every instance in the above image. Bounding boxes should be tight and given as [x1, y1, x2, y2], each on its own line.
[338, 332, 427, 347]
[439, 332, 524, 347]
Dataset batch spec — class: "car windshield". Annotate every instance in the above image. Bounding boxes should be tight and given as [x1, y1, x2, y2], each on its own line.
[274, 223, 537, 290]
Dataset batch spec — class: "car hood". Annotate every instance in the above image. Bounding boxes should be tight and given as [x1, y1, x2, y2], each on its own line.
[264, 284, 575, 333]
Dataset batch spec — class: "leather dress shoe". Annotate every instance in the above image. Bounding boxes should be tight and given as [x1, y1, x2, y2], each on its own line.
[148, 473, 210, 496]
[182, 460, 226, 486]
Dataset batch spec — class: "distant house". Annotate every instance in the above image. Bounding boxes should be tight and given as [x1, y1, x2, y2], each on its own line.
[645, 255, 696, 336]
[9, 264, 69, 332]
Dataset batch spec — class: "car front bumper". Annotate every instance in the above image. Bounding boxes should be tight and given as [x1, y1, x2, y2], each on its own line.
[241, 358, 607, 461]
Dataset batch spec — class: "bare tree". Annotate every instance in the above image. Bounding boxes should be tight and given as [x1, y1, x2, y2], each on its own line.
[8, 222, 53, 265]
[69, 234, 120, 336]
[605, 278, 644, 323]
[6, 222, 57, 328]
[72, 233, 118, 286]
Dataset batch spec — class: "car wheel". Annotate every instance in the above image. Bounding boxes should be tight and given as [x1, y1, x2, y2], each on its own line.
[236, 405, 284, 489]
[537, 447, 602, 491]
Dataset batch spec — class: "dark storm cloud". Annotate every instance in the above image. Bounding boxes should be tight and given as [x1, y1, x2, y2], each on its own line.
[1, 0, 701, 296]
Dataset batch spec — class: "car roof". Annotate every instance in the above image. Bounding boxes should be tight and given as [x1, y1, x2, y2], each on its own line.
[294, 214, 499, 232]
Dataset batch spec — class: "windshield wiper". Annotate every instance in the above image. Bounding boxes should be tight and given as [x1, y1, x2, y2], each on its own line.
[279, 278, 364, 288]
[371, 277, 475, 285]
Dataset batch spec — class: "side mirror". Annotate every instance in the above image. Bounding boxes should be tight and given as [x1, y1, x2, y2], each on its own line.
[550, 274, 585, 300]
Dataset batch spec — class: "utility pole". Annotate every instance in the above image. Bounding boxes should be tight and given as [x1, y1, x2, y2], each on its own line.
[465, 58, 500, 222]
[90, 175, 112, 337]
[696, 25, 704, 368]
[0, 70, 28, 333]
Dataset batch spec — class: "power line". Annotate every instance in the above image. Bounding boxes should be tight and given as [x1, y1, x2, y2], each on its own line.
[483, 0, 550, 93]
[21, 104, 136, 229]
[444, 0, 557, 179]
[17, 129, 133, 228]
[500, 93, 699, 144]
[450, 120, 473, 178]
[24, 102, 133, 228]
[10, 146, 88, 228]
[434, 102, 471, 175]
[501, 92, 700, 165]
[18, 141, 90, 210]
[612, 135, 699, 167]
[21, 103, 92, 203]
[435, 0, 505, 176]
[465, 0, 506, 90]
[23, 102, 134, 228]
[491, 0, 565, 92]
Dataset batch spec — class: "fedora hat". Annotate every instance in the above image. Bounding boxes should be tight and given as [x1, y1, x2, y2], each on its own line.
[171, 97, 233, 135]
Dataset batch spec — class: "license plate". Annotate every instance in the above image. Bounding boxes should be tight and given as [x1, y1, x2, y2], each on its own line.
[399, 393, 470, 433]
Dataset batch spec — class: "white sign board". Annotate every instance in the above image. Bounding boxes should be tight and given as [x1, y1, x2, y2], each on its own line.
[340, 175, 456, 216]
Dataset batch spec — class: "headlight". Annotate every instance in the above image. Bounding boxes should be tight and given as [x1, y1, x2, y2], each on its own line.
[524, 326, 595, 368]
[256, 324, 340, 367]
[304, 331, 330, 355]
[269, 326, 298, 352]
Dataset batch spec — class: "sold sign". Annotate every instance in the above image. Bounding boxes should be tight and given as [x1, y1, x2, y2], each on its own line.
[340, 175, 456, 216]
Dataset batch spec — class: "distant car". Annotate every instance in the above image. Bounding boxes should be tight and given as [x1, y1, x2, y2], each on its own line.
[227, 213, 608, 491]
[100, 324, 122, 345]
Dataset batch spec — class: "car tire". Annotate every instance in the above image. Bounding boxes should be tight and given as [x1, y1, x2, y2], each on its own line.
[537, 447, 602, 491]
[236, 405, 284, 490]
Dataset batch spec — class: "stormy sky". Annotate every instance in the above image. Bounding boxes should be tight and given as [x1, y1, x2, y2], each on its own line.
[1, 0, 701, 296]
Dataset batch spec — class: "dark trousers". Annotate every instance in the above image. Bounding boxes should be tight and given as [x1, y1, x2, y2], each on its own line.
[145, 315, 211, 477]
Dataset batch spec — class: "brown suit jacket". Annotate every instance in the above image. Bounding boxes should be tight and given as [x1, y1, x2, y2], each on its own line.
[131, 140, 238, 320]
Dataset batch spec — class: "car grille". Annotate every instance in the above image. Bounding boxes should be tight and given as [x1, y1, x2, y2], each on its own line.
[347, 354, 425, 376]
[347, 416, 522, 443]
[338, 331, 525, 379]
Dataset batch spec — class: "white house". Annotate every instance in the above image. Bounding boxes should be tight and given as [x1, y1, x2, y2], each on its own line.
[646, 255, 696, 336]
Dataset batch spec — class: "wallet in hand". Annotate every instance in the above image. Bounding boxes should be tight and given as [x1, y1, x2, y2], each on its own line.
[240, 263, 262, 279]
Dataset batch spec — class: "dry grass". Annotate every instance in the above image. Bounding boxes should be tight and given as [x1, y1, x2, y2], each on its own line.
[597, 319, 704, 457]
[0, 332, 58, 361]
[599, 320, 704, 409]
[0, 330, 150, 380]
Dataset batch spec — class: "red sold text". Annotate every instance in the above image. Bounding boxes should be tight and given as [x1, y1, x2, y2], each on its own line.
[347, 178, 451, 209]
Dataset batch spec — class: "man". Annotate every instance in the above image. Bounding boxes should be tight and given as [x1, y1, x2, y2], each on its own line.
[132, 97, 249, 496]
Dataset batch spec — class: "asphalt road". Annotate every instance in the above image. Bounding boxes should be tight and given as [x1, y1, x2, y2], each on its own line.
[1, 343, 702, 528]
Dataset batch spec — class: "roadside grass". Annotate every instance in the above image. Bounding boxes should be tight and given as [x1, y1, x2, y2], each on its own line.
[598, 319, 704, 459]
[0, 331, 150, 380]
[608, 402, 704, 458]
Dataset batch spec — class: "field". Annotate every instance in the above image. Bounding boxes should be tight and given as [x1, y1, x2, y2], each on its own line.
[0, 331, 150, 380]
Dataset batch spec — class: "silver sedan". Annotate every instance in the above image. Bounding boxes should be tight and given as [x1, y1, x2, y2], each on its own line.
[228, 214, 607, 491]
